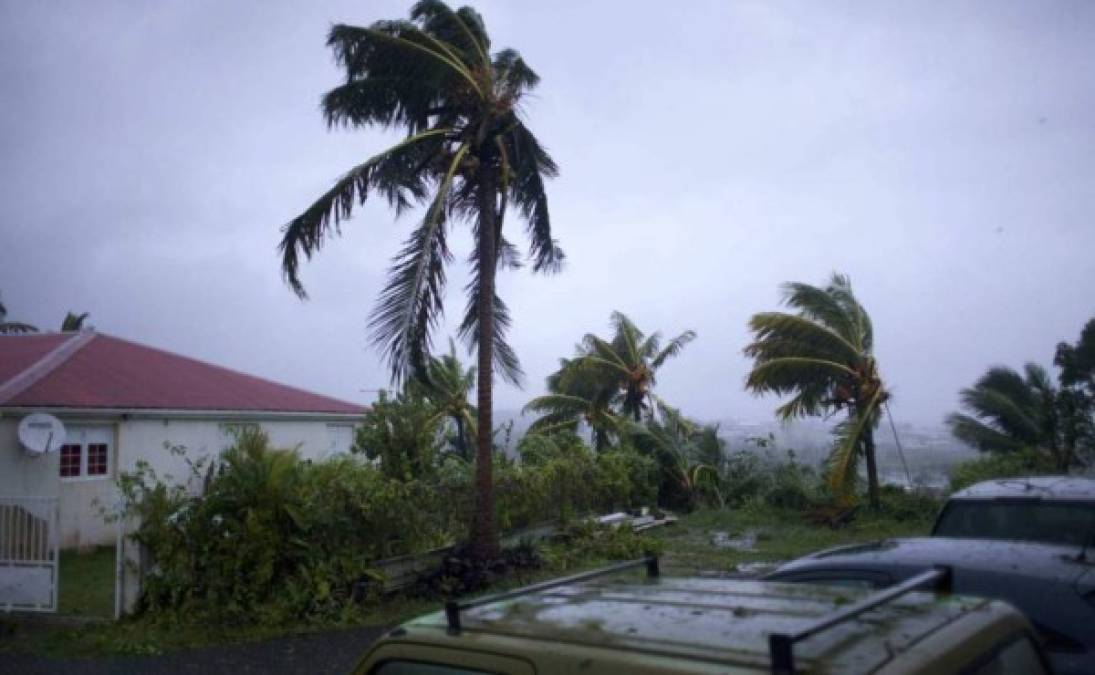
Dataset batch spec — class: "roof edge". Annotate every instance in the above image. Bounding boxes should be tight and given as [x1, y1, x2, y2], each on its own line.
[0, 332, 96, 405]
[0, 406, 364, 422]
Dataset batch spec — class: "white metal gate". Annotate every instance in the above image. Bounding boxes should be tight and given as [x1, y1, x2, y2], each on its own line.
[0, 496, 59, 612]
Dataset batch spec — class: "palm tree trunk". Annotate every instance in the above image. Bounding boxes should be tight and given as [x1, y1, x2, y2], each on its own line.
[453, 414, 469, 462]
[862, 428, 880, 509]
[471, 172, 499, 561]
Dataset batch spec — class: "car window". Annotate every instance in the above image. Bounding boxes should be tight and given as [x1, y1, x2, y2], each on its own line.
[372, 662, 494, 675]
[961, 635, 1048, 675]
[934, 501, 1095, 547]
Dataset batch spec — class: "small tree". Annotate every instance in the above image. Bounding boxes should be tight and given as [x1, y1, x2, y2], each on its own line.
[744, 274, 889, 508]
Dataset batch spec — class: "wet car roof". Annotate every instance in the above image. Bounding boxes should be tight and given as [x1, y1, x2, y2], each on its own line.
[794, 537, 1088, 582]
[402, 576, 997, 672]
[949, 476, 1095, 501]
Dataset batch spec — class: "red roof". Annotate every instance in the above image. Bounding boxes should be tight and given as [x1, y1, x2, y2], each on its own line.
[0, 332, 365, 415]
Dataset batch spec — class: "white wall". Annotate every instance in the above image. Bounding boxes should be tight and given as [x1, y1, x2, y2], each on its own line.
[0, 419, 62, 498]
[0, 414, 359, 549]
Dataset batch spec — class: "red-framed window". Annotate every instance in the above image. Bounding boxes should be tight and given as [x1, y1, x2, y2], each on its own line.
[60, 444, 82, 477]
[87, 444, 109, 476]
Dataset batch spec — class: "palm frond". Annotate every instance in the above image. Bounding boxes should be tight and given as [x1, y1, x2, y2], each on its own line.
[368, 144, 467, 383]
[745, 357, 856, 398]
[410, 1, 490, 68]
[745, 313, 861, 365]
[279, 129, 449, 297]
[457, 278, 523, 386]
[946, 413, 1028, 453]
[781, 280, 860, 350]
[650, 330, 697, 369]
[826, 389, 883, 500]
[504, 121, 562, 272]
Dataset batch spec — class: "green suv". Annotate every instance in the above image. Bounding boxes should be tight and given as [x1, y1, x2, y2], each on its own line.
[353, 556, 1050, 674]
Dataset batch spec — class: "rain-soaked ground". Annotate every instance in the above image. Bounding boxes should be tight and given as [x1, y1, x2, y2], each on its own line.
[5, 624, 388, 675]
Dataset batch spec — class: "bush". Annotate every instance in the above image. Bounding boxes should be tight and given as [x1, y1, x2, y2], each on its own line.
[948, 449, 1057, 493]
[118, 428, 661, 623]
[874, 485, 942, 523]
[720, 448, 823, 509]
[120, 429, 450, 623]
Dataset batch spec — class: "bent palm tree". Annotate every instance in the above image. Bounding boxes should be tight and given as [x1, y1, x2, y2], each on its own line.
[278, 1, 562, 558]
[947, 363, 1074, 470]
[744, 274, 888, 508]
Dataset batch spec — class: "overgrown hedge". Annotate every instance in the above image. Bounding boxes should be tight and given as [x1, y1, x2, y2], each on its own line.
[117, 429, 659, 623]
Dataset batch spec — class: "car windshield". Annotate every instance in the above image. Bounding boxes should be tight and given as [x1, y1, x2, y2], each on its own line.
[934, 500, 1095, 547]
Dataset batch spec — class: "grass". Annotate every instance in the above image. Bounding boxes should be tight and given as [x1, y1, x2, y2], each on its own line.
[3, 504, 934, 659]
[58, 546, 116, 617]
[651, 505, 934, 575]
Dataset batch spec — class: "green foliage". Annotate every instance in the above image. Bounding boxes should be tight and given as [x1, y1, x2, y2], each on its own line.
[720, 447, 824, 510]
[119, 429, 448, 624]
[873, 485, 942, 523]
[744, 273, 887, 506]
[118, 427, 659, 625]
[353, 389, 443, 481]
[541, 522, 662, 571]
[948, 317, 1095, 470]
[526, 312, 696, 441]
[948, 448, 1057, 492]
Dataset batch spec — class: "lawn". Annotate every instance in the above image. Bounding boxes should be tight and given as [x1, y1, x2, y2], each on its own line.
[651, 505, 934, 576]
[58, 546, 116, 617]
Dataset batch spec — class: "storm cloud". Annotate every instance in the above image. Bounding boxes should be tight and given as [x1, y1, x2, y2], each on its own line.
[2, 0, 1093, 427]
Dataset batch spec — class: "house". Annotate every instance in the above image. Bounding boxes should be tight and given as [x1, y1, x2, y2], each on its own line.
[0, 331, 365, 549]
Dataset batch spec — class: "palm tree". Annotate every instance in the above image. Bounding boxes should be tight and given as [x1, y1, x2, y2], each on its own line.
[744, 273, 888, 508]
[60, 312, 90, 332]
[630, 403, 723, 510]
[277, 1, 561, 558]
[0, 296, 38, 335]
[947, 363, 1074, 470]
[414, 338, 477, 461]
[523, 357, 627, 451]
[564, 311, 696, 422]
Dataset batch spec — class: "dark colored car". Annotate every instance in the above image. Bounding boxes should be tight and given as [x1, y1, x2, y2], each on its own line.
[766, 537, 1095, 675]
[932, 476, 1095, 548]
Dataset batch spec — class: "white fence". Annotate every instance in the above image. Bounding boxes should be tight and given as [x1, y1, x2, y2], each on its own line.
[0, 496, 59, 612]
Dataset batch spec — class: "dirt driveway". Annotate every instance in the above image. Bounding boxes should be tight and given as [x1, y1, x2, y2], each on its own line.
[5, 625, 388, 675]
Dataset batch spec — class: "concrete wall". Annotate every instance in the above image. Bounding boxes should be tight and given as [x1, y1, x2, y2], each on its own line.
[0, 419, 61, 498]
[0, 414, 359, 549]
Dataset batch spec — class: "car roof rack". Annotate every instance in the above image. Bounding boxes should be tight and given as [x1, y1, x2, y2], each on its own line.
[768, 564, 953, 675]
[444, 552, 659, 633]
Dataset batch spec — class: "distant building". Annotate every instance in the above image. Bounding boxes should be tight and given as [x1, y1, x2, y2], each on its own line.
[0, 331, 364, 548]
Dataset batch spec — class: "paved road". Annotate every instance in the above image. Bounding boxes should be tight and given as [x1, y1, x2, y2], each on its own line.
[6, 625, 388, 675]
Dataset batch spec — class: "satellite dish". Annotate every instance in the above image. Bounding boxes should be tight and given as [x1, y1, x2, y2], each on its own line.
[18, 414, 66, 455]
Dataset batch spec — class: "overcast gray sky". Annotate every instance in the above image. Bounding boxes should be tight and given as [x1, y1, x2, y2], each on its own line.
[2, 0, 1093, 426]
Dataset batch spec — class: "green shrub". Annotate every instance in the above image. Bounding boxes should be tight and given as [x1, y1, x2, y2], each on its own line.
[541, 522, 661, 571]
[948, 449, 1057, 493]
[118, 428, 661, 624]
[121, 429, 448, 623]
[874, 485, 942, 523]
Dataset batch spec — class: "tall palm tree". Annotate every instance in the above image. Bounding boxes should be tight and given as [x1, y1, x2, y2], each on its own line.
[0, 296, 38, 335]
[523, 357, 627, 451]
[564, 311, 696, 422]
[277, 1, 561, 558]
[60, 311, 90, 332]
[744, 274, 888, 508]
[947, 363, 1074, 470]
[414, 338, 477, 461]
